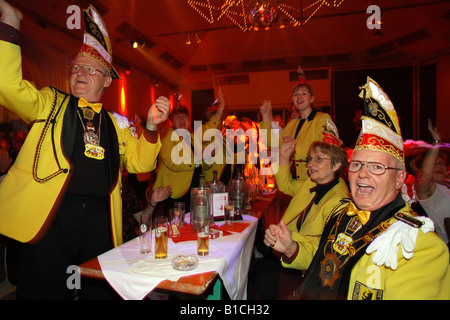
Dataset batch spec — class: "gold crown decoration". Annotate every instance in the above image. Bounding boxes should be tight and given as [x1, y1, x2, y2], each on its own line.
[355, 77, 404, 165]
[78, 5, 120, 79]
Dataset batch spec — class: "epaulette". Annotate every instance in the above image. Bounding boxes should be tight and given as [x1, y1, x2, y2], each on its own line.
[394, 212, 423, 228]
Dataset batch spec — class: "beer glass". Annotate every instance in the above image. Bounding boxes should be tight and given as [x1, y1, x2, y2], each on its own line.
[139, 212, 152, 254]
[174, 202, 185, 225]
[196, 215, 210, 256]
[224, 201, 235, 225]
[169, 208, 180, 238]
[155, 216, 168, 259]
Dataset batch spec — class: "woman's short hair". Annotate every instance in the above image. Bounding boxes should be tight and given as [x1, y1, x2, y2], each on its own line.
[292, 83, 314, 97]
[169, 105, 189, 121]
[308, 140, 348, 177]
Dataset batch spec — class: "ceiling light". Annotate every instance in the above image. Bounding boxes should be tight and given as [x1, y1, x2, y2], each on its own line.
[195, 32, 201, 44]
[188, 0, 347, 32]
[185, 33, 191, 45]
[132, 40, 146, 49]
[249, 0, 278, 30]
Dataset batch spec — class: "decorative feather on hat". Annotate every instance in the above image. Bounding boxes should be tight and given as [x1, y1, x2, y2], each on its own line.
[355, 77, 404, 165]
[323, 119, 342, 147]
[78, 5, 120, 79]
[297, 65, 307, 84]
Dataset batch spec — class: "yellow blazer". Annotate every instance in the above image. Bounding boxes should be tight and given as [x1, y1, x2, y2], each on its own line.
[347, 225, 450, 299]
[301, 200, 450, 300]
[345, 202, 450, 300]
[261, 111, 336, 182]
[0, 40, 160, 246]
[276, 164, 350, 270]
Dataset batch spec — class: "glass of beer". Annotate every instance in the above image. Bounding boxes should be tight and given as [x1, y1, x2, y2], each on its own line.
[169, 209, 180, 238]
[196, 215, 210, 256]
[155, 216, 168, 259]
[174, 202, 185, 225]
[224, 201, 235, 225]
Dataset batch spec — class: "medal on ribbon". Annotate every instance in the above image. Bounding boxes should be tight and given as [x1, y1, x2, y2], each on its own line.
[333, 233, 353, 256]
[77, 108, 104, 160]
[82, 107, 95, 121]
[84, 143, 105, 160]
[319, 252, 341, 289]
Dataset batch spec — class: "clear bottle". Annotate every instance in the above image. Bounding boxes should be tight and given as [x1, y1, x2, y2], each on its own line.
[231, 166, 245, 220]
[190, 173, 212, 229]
[208, 170, 227, 220]
[207, 170, 225, 193]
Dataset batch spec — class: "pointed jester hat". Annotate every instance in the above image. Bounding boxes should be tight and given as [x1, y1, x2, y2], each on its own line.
[354, 77, 404, 166]
[78, 5, 120, 79]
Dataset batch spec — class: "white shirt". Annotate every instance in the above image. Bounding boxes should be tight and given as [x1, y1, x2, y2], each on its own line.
[418, 183, 450, 243]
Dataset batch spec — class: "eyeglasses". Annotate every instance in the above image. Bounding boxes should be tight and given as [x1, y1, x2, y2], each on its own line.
[435, 160, 447, 167]
[69, 64, 108, 76]
[348, 161, 402, 175]
[306, 156, 332, 164]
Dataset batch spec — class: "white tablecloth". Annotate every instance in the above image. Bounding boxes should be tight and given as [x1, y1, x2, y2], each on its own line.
[98, 215, 258, 300]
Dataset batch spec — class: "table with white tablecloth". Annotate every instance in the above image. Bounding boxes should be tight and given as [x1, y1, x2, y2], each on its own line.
[90, 214, 258, 300]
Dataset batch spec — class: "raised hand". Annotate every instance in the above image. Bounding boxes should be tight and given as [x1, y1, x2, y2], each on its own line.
[0, 0, 23, 30]
[146, 96, 170, 130]
[280, 136, 296, 165]
[260, 99, 273, 123]
[263, 219, 294, 254]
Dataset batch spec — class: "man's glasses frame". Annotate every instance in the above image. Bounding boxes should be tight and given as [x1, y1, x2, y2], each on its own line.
[69, 64, 108, 76]
[348, 160, 402, 175]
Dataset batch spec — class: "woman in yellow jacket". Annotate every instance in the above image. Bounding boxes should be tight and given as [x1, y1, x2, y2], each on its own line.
[249, 140, 349, 299]
[275, 141, 350, 271]
[0, 2, 169, 299]
[260, 83, 340, 182]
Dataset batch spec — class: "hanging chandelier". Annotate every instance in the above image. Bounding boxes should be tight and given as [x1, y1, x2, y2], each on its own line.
[187, 0, 347, 31]
[248, 0, 278, 30]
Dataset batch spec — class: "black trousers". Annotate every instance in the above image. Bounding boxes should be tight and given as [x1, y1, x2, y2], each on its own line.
[247, 253, 304, 300]
[16, 196, 118, 300]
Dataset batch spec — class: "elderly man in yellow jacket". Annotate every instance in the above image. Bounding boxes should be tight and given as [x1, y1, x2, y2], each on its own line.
[0, 1, 169, 299]
[265, 77, 450, 300]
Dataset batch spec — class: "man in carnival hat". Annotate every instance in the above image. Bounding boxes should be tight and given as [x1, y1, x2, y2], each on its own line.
[0, 1, 169, 299]
[266, 77, 450, 299]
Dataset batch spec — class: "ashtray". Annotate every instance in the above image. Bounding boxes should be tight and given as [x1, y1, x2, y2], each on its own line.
[172, 255, 199, 271]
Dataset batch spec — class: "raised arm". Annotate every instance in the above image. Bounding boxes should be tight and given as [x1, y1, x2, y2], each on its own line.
[415, 119, 440, 200]
[0, 0, 22, 30]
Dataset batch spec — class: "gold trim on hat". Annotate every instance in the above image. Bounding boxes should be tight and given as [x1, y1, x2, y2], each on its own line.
[354, 134, 404, 165]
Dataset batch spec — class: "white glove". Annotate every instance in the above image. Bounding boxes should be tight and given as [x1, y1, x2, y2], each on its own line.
[366, 216, 434, 270]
